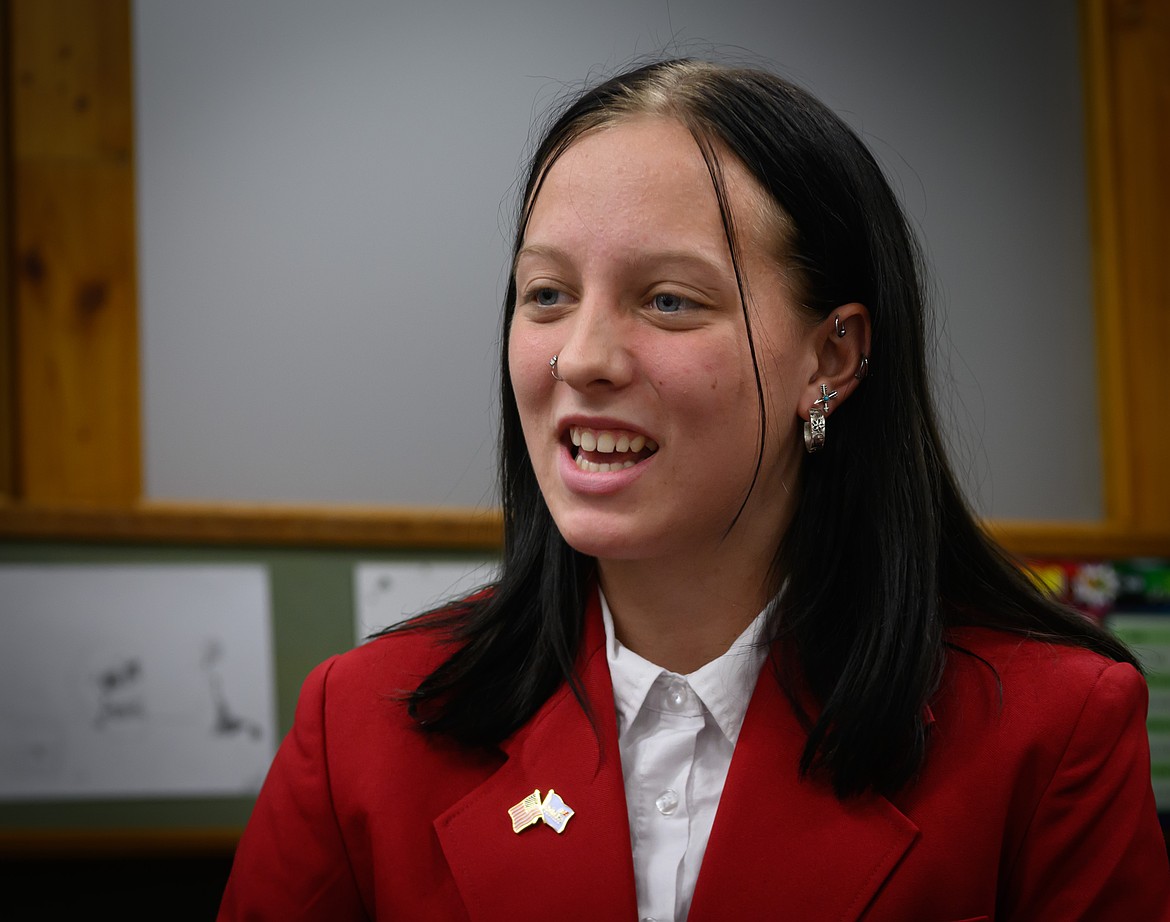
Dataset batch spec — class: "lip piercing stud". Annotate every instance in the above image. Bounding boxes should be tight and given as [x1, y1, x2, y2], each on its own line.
[834, 315, 846, 338]
[815, 383, 838, 412]
[549, 355, 563, 381]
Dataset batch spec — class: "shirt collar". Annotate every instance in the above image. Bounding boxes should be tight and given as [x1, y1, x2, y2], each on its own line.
[600, 590, 771, 746]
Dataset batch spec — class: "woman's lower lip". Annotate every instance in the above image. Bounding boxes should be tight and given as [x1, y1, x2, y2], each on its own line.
[557, 444, 653, 494]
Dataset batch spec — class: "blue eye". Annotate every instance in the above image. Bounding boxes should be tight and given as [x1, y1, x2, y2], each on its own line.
[652, 293, 687, 313]
[534, 288, 561, 307]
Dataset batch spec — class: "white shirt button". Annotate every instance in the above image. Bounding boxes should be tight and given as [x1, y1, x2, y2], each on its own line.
[666, 680, 688, 708]
[655, 788, 680, 815]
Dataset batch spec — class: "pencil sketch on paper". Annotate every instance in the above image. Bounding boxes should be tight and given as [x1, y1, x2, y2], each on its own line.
[74, 635, 155, 744]
[92, 655, 148, 730]
[203, 639, 263, 741]
[0, 563, 277, 800]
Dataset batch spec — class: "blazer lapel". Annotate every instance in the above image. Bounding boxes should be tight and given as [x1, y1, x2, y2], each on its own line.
[688, 656, 920, 922]
[434, 594, 638, 922]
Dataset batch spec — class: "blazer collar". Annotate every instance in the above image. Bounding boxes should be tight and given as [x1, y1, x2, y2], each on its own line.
[435, 590, 919, 921]
[687, 651, 920, 921]
[433, 591, 639, 921]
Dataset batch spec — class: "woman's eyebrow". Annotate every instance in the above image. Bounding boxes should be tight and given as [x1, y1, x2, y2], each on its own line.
[514, 243, 570, 268]
[624, 249, 729, 278]
[513, 245, 572, 281]
[516, 244, 728, 278]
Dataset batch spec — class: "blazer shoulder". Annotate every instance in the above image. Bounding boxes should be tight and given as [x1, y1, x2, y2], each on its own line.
[944, 624, 1130, 679]
[938, 625, 1145, 736]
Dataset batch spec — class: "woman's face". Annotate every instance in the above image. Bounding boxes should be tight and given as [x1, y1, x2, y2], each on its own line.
[508, 116, 822, 572]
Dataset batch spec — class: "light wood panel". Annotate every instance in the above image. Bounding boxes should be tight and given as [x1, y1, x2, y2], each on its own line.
[0, 2, 15, 496]
[7, 0, 140, 505]
[1083, 0, 1170, 530]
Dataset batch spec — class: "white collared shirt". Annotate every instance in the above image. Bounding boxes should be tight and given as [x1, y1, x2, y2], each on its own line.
[601, 594, 771, 922]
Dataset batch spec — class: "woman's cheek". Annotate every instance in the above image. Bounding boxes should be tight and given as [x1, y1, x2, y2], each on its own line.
[508, 327, 558, 425]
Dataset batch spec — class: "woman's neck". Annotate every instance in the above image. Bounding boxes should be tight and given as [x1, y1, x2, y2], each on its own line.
[598, 555, 773, 675]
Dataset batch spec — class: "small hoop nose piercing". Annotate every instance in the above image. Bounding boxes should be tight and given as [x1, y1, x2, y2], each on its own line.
[549, 354, 563, 381]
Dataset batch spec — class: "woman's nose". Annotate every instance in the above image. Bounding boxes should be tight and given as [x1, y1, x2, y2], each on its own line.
[552, 300, 634, 390]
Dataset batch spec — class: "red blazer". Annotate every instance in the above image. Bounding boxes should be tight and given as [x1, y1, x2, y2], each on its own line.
[220, 593, 1170, 920]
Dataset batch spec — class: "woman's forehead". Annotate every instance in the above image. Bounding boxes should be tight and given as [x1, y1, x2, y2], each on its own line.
[532, 122, 721, 229]
[525, 116, 789, 264]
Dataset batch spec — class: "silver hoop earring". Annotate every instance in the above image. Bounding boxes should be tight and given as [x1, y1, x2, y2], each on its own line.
[834, 315, 846, 338]
[549, 355, 563, 381]
[804, 406, 826, 453]
[855, 354, 869, 381]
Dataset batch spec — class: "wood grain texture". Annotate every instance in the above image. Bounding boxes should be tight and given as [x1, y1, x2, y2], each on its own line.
[8, 0, 140, 504]
[0, 2, 13, 498]
[1084, 0, 1170, 530]
[0, 500, 505, 550]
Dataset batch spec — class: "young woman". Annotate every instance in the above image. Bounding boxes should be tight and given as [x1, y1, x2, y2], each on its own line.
[220, 60, 1169, 921]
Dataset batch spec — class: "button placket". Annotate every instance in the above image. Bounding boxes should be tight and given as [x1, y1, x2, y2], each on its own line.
[626, 673, 705, 922]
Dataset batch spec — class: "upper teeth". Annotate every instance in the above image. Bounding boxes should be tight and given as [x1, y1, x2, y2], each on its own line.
[569, 427, 658, 454]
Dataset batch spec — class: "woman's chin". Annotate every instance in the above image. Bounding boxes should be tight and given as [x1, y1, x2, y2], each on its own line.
[551, 514, 650, 562]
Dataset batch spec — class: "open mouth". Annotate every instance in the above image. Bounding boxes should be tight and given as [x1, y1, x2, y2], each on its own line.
[567, 426, 659, 473]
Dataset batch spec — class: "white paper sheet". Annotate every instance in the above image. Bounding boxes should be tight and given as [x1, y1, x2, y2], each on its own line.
[354, 559, 497, 642]
[0, 564, 276, 800]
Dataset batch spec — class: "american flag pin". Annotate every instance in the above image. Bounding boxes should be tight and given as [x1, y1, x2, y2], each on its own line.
[508, 788, 575, 834]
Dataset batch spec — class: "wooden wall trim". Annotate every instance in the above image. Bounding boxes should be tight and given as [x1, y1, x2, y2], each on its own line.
[984, 519, 1170, 560]
[0, 501, 504, 550]
[1, 500, 1166, 559]
[0, 0, 15, 497]
[8, 0, 141, 505]
[1081, 0, 1129, 524]
[1082, 0, 1170, 530]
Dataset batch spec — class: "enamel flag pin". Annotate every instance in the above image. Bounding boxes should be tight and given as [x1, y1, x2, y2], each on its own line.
[508, 788, 575, 834]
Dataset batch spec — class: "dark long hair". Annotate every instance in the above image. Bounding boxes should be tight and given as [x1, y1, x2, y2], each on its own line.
[399, 59, 1136, 798]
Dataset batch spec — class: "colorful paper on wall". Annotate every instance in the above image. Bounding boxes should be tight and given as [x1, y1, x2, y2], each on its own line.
[1107, 612, 1170, 811]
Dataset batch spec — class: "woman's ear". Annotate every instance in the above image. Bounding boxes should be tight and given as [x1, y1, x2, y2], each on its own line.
[797, 302, 871, 421]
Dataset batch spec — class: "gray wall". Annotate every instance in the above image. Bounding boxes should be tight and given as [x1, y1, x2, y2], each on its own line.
[134, 0, 1102, 520]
